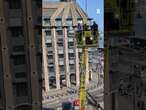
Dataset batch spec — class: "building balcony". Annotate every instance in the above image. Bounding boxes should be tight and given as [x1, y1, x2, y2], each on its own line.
[57, 38, 64, 44]
[13, 45, 24, 52]
[69, 60, 75, 64]
[48, 52, 53, 56]
[47, 47, 53, 52]
[48, 59, 53, 63]
[60, 71, 65, 75]
[68, 30, 74, 34]
[13, 78, 27, 83]
[43, 21, 50, 27]
[58, 49, 64, 54]
[13, 65, 26, 73]
[69, 57, 75, 60]
[49, 72, 55, 77]
[57, 35, 64, 39]
[15, 96, 29, 105]
[8, 18, 22, 26]
[70, 69, 75, 73]
[45, 39, 52, 43]
[59, 58, 64, 65]
[68, 46, 74, 49]
[11, 51, 25, 56]
[8, 9, 22, 18]
[11, 37, 24, 46]
[48, 64, 54, 67]
[68, 38, 74, 42]
[68, 49, 74, 53]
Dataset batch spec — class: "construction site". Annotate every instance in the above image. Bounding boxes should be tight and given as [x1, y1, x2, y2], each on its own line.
[41, 0, 146, 110]
[42, 0, 103, 110]
[1, 0, 146, 110]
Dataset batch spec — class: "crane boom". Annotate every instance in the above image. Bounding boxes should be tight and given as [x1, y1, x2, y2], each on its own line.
[79, 48, 88, 110]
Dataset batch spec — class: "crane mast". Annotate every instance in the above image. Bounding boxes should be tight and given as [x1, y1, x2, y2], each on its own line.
[76, 20, 99, 110]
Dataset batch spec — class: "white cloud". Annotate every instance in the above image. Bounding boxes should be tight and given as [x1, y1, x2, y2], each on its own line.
[96, 9, 100, 14]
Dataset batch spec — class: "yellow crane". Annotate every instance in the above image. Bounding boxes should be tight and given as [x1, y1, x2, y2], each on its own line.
[76, 20, 99, 110]
[76, 0, 135, 109]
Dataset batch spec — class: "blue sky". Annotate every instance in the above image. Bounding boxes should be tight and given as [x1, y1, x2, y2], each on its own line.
[76, 0, 103, 32]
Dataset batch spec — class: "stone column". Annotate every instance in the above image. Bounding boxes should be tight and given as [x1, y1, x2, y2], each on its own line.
[24, 0, 41, 109]
[74, 28, 80, 87]
[0, 1, 14, 109]
[63, 27, 71, 87]
[52, 27, 60, 89]
[42, 30, 50, 91]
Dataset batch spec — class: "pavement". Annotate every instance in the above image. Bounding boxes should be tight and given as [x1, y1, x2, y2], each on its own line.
[42, 51, 104, 109]
[43, 79, 103, 109]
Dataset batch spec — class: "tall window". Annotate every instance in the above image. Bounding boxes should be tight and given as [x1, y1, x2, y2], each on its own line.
[8, 0, 21, 9]
[56, 19, 62, 26]
[60, 65, 64, 71]
[45, 30, 51, 36]
[48, 55, 53, 59]
[13, 82, 28, 97]
[59, 54, 64, 58]
[13, 45, 24, 52]
[66, 19, 72, 26]
[69, 53, 74, 58]
[70, 64, 75, 71]
[13, 55, 25, 65]
[10, 27, 23, 37]
[15, 72, 26, 78]
[44, 18, 50, 25]
[46, 43, 52, 47]
[68, 42, 74, 48]
[56, 30, 63, 35]
[49, 67, 54, 72]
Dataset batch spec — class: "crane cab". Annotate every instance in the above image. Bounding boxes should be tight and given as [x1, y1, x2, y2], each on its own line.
[76, 22, 99, 48]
